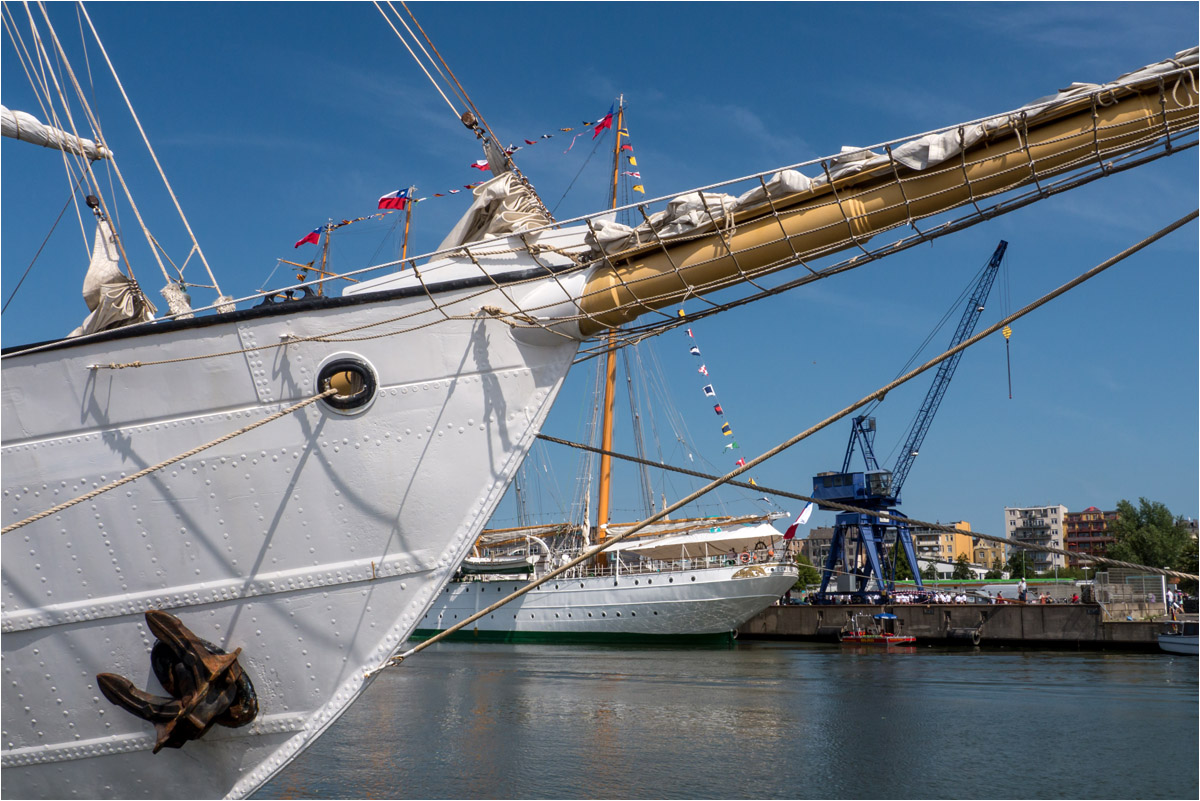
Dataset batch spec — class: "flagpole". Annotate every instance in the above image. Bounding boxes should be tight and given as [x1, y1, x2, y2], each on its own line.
[318, 221, 330, 296]
[596, 96, 625, 564]
[401, 185, 416, 261]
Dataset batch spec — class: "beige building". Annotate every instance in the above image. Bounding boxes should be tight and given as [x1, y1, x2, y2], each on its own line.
[912, 520, 974, 571]
[800, 526, 835, 569]
[1005, 504, 1068, 571]
[973, 524, 1006, 571]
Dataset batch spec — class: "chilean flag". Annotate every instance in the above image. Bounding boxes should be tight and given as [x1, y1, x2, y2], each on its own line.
[377, 188, 410, 210]
[294, 227, 321, 248]
[783, 503, 815, 540]
[592, 105, 614, 139]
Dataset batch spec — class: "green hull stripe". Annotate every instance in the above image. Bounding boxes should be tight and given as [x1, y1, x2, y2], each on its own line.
[410, 627, 734, 645]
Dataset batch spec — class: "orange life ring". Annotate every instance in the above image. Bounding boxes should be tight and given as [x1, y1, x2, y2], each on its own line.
[739, 552, 750, 564]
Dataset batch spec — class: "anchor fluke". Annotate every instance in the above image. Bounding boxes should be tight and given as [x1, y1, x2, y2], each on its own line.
[96, 610, 258, 753]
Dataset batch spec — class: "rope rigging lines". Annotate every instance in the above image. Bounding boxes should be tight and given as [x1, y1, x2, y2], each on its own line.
[366, 213, 1199, 674]
[1, 387, 338, 536]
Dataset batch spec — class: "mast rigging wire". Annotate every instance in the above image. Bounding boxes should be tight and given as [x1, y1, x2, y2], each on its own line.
[370, 210, 1198, 669]
[1, 174, 86, 314]
[76, 2, 227, 302]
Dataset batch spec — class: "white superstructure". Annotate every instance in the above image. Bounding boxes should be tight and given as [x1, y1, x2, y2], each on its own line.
[420, 520, 799, 641]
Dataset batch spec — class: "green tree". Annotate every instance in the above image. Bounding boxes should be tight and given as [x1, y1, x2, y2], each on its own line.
[952, 553, 973, 580]
[1006, 549, 1029, 579]
[921, 562, 938, 581]
[893, 548, 915, 582]
[1178, 536, 1199, 595]
[985, 554, 1005, 580]
[794, 552, 821, 589]
[1107, 498, 1193, 573]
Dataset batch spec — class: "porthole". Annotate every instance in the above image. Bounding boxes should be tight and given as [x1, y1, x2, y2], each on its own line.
[669, 577, 674, 583]
[317, 357, 377, 412]
[691, 576, 696, 582]
[588, 612, 593, 617]
[601, 612, 606, 617]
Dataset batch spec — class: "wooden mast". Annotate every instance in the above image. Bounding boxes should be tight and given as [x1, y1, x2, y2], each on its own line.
[401, 185, 416, 260]
[594, 96, 624, 561]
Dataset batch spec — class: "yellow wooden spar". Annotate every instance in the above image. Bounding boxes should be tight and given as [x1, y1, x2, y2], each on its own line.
[577, 71, 1198, 335]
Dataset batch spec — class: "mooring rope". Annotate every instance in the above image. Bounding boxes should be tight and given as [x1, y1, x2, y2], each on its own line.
[1, 388, 337, 535]
[536, 434, 1198, 582]
[367, 210, 1198, 674]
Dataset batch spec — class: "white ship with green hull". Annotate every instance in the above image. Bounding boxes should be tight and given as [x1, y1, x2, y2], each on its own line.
[416, 519, 799, 644]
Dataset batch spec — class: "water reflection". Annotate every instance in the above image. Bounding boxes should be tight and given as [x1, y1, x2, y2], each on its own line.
[257, 642, 1198, 800]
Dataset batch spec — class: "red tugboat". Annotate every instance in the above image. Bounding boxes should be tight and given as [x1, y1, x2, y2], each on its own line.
[840, 613, 915, 646]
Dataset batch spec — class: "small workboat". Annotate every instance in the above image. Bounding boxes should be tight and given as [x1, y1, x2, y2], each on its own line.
[1158, 620, 1199, 655]
[840, 613, 916, 645]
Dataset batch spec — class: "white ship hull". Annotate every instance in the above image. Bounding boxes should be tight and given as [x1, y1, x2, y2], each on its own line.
[1, 257, 583, 798]
[417, 561, 798, 642]
[1157, 635, 1199, 655]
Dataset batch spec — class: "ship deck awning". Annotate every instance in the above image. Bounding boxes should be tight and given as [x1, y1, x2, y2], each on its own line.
[607, 521, 785, 561]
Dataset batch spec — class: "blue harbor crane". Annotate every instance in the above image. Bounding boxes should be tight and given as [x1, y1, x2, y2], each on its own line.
[811, 240, 1008, 601]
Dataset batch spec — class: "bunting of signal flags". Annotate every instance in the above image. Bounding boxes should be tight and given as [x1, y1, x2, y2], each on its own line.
[505, 108, 646, 193]
[293, 104, 645, 250]
[293, 211, 405, 248]
[687, 326, 752, 473]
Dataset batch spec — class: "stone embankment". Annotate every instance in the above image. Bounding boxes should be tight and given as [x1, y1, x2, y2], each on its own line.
[739, 604, 1166, 649]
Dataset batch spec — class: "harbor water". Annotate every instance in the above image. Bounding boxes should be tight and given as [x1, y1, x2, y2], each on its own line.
[257, 641, 1198, 799]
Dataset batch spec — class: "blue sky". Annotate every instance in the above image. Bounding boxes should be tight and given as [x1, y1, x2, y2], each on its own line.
[2, 2, 1197, 543]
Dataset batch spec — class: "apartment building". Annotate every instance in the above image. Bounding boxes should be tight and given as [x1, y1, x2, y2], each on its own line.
[1064, 506, 1118, 558]
[912, 520, 974, 571]
[1005, 504, 1068, 571]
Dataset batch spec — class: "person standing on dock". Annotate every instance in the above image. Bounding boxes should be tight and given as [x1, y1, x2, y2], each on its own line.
[1018, 578, 1028, 603]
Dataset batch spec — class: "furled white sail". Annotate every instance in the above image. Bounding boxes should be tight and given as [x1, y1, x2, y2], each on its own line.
[68, 218, 155, 336]
[1, 105, 111, 161]
[589, 46, 1199, 256]
[436, 172, 552, 250]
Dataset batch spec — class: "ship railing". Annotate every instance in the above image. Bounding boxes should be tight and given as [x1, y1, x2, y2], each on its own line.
[553, 547, 792, 579]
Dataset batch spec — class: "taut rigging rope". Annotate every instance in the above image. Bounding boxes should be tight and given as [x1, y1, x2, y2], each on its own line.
[366, 210, 1199, 673]
[535, 434, 1197, 582]
[1, 388, 337, 535]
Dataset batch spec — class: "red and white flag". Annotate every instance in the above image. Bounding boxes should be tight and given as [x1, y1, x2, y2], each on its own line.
[783, 503, 815, 540]
[470, 159, 491, 171]
[377, 188, 410, 210]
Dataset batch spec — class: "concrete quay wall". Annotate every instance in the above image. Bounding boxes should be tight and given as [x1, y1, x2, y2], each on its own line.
[739, 604, 1161, 650]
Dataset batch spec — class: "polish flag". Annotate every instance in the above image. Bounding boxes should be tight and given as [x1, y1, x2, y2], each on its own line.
[783, 503, 815, 540]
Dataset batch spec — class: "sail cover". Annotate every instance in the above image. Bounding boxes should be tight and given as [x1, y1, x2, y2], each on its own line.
[590, 46, 1199, 255]
[69, 218, 155, 337]
[1, 105, 111, 161]
[436, 172, 552, 250]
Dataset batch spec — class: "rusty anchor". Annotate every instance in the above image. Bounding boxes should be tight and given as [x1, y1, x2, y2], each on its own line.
[97, 610, 258, 753]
